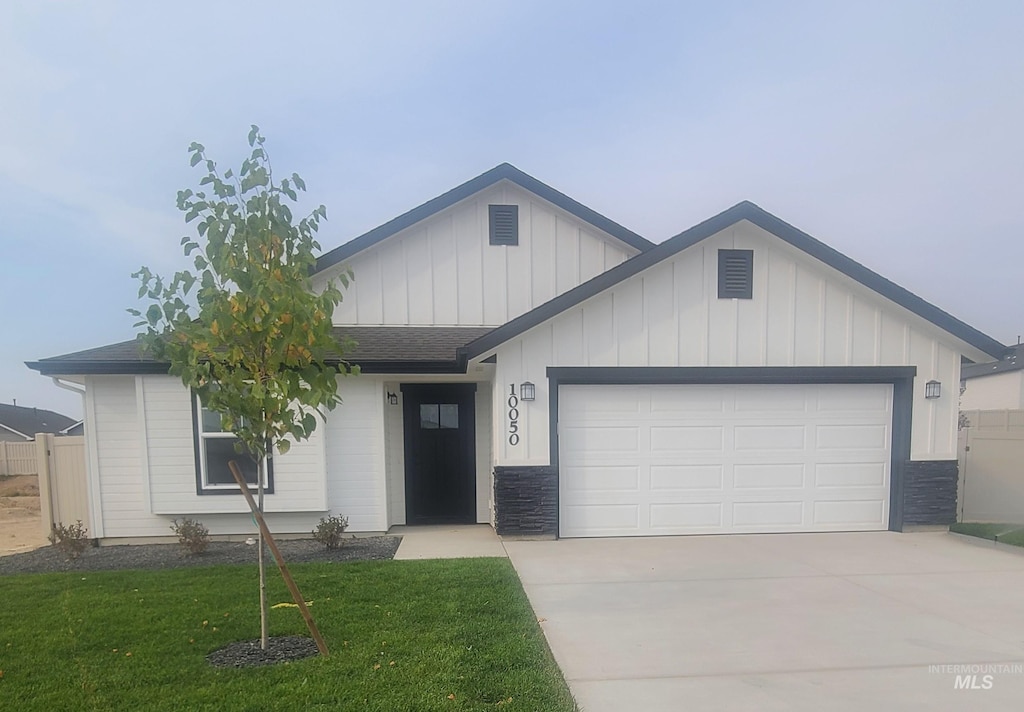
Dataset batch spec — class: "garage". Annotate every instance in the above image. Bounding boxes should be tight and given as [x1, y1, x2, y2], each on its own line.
[558, 383, 892, 537]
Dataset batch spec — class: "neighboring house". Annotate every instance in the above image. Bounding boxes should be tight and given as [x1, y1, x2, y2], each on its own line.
[960, 343, 1023, 410]
[27, 163, 1005, 542]
[60, 420, 85, 436]
[0, 402, 77, 442]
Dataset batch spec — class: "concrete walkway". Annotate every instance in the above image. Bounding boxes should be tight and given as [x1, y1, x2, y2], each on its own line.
[505, 531, 1024, 711]
[391, 524, 506, 560]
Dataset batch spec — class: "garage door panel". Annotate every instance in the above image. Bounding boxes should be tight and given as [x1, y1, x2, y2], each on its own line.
[650, 502, 723, 529]
[815, 462, 887, 487]
[562, 504, 639, 533]
[812, 499, 886, 526]
[651, 426, 724, 452]
[559, 383, 892, 538]
[732, 501, 805, 527]
[815, 424, 889, 450]
[561, 465, 639, 492]
[561, 425, 639, 452]
[732, 463, 805, 489]
[650, 464, 724, 490]
[733, 425, 806, 451]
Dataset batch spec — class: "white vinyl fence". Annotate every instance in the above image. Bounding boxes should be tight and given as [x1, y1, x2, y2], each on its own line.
[35, 434, 90, 537]
[0, 440, 38, 475]
[958, 410, 1024, 523]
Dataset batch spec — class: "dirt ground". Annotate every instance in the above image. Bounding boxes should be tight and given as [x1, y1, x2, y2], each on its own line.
[0, 475, 48, 555]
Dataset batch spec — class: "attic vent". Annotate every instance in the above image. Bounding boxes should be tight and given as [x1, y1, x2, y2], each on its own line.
[489, 204, 519, 246]
[718, 249, 753, 299]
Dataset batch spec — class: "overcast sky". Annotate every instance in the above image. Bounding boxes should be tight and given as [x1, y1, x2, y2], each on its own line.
[2, 0, 1021, 420]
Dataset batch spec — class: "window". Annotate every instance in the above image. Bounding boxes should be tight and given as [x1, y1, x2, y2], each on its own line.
[718, 249, 754, 299]
[192, 395, 273, 494]
[489, 204, 519, 245]
[419, 403, 459, 429]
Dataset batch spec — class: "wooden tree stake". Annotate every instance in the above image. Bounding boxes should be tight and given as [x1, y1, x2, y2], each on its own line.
[229, 460, 329, 657]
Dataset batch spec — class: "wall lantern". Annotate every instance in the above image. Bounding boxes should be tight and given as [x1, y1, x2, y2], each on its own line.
[924, 380, 941, 399]
[520, 382, 536, 401]
[386, 391, 399, 406]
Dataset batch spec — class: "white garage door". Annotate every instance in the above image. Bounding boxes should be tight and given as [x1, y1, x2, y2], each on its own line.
[558, 383, 892, 537]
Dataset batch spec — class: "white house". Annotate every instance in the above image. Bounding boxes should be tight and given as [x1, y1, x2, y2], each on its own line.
[960, 343, 1023, 411]
[28, 164, 1006, 542]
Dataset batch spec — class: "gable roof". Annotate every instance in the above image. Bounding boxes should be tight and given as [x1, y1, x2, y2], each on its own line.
[962, 342, 1022, 380]
[26, 326, 495, 376]
[314, 163, 654, 275]
[0, 403, 77, 440]
[462, 201, 1006, 360]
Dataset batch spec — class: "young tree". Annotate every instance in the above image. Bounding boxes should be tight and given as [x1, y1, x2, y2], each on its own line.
[130, 126, 355, 649]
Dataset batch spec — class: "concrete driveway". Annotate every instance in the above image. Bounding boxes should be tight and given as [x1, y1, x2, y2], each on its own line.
[504, 532, 1024, 711]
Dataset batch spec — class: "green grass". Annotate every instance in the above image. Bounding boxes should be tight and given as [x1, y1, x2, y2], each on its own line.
[0, 558, 577, 711]
[950, 522, 1024, 547]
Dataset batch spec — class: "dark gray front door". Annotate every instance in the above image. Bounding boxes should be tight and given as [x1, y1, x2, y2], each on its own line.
[401, 383, 476, 525]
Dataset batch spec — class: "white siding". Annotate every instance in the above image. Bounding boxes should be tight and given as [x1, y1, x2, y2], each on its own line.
[487, 220, 985, 465]
[324, 377, 388, 532]
[961, 371, 1024, 410]
[315, 181, 638, 327]
[384, 382, 406, 526]
[89, 376, 142, 538]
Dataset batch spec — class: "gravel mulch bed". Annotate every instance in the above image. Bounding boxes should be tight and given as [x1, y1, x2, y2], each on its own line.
[206, 635, 320, 668]
[0, 536, 401, 576]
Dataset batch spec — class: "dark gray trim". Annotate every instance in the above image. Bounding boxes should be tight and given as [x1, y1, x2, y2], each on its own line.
[545, 366, 916, 532]
[462, 202, 1005, 360]
[314, 163, 653, 274]
[190, 394, 274, 496]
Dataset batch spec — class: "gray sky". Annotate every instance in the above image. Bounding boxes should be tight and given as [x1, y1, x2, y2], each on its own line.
[2, 0, 1021, 420]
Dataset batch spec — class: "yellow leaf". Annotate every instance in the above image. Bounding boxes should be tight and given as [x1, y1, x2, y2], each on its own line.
[447, 693, 456, 701]
[210, 320, 219, 336]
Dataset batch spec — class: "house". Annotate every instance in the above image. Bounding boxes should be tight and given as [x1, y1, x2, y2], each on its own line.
[27, 164, 1006, 541]
[0, 402, 77, 442]
[960, 342, 1023, 410]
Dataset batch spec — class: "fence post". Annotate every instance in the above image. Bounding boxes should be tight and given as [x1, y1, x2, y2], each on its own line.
[36, 434, 55, 539]
[0, 441, 7, 475]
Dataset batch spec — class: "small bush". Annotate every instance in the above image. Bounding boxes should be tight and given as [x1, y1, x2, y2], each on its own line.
[312, 514, 349, 549]
[171, 517, 211, 555]
[48, 520, 91, 559]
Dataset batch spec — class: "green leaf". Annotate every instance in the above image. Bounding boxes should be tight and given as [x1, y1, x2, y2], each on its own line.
[146, 304, 162, 326]
[190, 152, 202, 167]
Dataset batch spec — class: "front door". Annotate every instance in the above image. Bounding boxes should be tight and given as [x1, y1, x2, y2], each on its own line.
[402, 383, 477, 525]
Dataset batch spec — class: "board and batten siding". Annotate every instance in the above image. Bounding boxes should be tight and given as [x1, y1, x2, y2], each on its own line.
[486, 220, 984, 466]
[314, 181, 637, 327]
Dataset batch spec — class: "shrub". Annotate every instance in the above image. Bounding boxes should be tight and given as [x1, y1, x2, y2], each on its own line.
[312, 514, 349, 549]
[171, 517, 211, 555]
[48, 520, 91, 559]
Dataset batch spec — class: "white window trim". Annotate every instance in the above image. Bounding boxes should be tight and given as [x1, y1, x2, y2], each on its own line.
[194, 394, 272, 493]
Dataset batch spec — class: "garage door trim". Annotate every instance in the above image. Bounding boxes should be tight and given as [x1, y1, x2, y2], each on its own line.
[547, 366, 916, 533]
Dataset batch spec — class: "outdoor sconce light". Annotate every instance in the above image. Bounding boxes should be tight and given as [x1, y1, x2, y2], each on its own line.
[520, 381, 536, 401]
[386, 391, 399, 406]
[925, 380, 941, 399]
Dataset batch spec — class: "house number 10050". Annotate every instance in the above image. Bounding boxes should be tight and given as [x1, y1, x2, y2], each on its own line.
[507, 384, 520, 446]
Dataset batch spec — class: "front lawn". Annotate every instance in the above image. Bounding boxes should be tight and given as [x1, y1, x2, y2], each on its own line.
[0, 558, 577, 711]
[950, 522, 1024, 547]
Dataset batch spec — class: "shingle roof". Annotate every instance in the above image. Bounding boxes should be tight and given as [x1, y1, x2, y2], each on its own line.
[25, 326, 496, 376]
[0, 403, 77, 440]
[314, 163, 654, 275]
[961, 343, 1023, 380]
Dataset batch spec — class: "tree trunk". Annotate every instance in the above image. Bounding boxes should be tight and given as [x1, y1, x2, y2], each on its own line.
[258, 457, 269, 650]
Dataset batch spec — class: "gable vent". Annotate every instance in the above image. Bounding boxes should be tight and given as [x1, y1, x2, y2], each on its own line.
[718, 249, 753, 299]
[489, 204, 519, 246]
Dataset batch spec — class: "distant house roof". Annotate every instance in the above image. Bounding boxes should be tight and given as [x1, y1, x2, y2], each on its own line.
[26, 327, 496, 376]
[0, 403, 77, 440]
[962, 343, 1023, 380]
[60, 420, 84, 436]
[313, 163, 654, 275]
[462, 201, 1007, 361]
